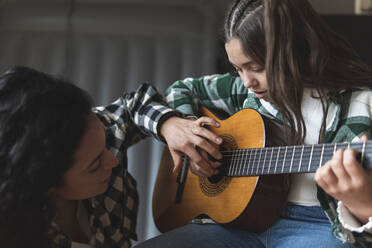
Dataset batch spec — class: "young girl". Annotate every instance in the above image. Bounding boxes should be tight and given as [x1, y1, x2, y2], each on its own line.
[0, 66, 222, 248]
[136, 0, 372, 247]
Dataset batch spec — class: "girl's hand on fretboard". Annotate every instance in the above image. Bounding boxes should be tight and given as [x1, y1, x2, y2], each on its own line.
[315, 135, 372, 224]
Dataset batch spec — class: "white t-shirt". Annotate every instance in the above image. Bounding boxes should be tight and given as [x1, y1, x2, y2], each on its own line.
[287, 89, 323, 206]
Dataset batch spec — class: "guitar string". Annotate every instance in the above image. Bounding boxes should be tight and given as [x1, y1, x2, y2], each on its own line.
[218, 152, 372, 164]
[219, 150, 372, 166]
[182, 142, 369, 160]
[222, 153, 372, 175]
[181, 149, 372, 165]
[218, 146, 372, 158]
[219, 143, 369, 155]
[180, 148, 372, 174]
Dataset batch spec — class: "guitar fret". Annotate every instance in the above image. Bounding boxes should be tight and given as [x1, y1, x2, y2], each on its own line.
[234, 150, 240, 176]
[237, 150, 244, 176]
[298, 145, 304, 172]
[251, 149, 257, 175]
[234, 149, 238, 175]
[242, 149, 247, 176]
[234, 150, 239, 176]
[333, 143, 337, 155]
[319, 144, 325, 168]
[282, 146, 288, 173]
[236, 150, 241, 175]
[238, 150, 245, 176]
[256, 149, 263, 175]
[312, 144, 322, 170]
[237, 149, 243, 176]
[289, 146, 295, 173]
[307, 144, 314, 172]
[228, 150, 235, 175]
[274, 147, 280, 174]
[267, 147, 274, 174]
[262, 148, 268, 174]
[237, 150, 242, 176]
[246, 149, 252, 176]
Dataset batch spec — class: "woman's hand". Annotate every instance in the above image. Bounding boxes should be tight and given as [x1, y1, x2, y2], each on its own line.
[315, 135, 372, 224]
[160, 116, 223, 177]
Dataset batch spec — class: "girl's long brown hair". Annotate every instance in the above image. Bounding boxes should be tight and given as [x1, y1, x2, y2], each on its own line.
[225, 0, 372, 145]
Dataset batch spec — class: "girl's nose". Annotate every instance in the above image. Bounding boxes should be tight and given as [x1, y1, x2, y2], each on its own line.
[241, 72, 256, 89]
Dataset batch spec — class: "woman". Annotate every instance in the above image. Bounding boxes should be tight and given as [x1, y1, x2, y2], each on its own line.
[0, 66, 222, 248]
[136, 0, 372, 247]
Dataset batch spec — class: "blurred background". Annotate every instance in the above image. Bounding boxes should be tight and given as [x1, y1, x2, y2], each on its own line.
[0, 0, 371, 244]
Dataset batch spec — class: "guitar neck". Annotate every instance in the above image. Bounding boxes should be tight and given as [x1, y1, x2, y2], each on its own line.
[224, 141, 372, 177]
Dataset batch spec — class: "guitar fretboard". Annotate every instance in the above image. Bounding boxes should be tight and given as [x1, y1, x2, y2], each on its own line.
[222, 141, 372, 177]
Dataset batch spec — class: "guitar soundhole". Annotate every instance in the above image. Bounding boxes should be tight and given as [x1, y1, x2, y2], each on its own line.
[199, 176, 231, 197]
[199, 134, 235, 197]
[208, 173, 224, 184]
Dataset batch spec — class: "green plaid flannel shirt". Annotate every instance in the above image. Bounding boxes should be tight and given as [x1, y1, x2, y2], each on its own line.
[50, 83, 179, 248]
[165, 73, 372, 247]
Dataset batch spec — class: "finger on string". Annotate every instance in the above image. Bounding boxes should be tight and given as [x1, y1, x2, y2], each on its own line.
[320, 163, 339, 187]
[343, 148, 365, 179]
[315, 167, 333, 193]
[330, 149, 351, 182]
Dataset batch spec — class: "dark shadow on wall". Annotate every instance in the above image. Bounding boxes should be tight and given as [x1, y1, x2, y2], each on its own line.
[216, 15, 372, 74]
[322, 15, 372, 67]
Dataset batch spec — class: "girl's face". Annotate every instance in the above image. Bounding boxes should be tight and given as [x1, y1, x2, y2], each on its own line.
[53, 114, 118, 200]
[225, 37, 270, 102]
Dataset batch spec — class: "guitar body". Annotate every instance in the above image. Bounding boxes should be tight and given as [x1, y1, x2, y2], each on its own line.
[153, 107, 290, 233]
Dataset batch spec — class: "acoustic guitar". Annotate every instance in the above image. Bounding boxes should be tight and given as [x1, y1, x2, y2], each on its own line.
[152, 106, 372, 233]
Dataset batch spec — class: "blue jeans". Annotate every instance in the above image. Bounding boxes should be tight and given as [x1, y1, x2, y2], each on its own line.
[135, 204, 354, 248]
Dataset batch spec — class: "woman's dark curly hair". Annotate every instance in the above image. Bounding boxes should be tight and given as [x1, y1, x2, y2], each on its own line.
[0, 66, 93, 248]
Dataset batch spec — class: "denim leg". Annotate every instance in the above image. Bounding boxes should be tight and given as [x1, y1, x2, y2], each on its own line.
[135, 204, 355, 248]
[268, 204, 354, 248]
[134, 223, 265, 248]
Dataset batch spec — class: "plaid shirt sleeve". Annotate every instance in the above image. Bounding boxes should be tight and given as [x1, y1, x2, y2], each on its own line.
[165, 73, 248, 119]
[94, 83, 179, 147]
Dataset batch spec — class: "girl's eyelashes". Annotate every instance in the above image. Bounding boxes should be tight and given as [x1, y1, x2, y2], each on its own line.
[251, 68, 264, 73]
[232, 64, 264, 74]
